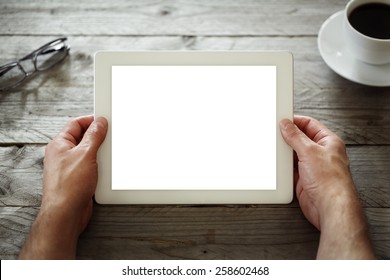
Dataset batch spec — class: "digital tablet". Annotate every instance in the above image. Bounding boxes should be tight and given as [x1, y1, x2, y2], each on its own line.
[94, 51, 293, 204]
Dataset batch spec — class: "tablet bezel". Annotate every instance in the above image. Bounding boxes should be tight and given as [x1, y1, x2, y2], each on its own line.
[94, 51, 293, 204]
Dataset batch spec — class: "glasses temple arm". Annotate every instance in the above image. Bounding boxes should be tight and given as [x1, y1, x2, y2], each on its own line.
[18, 40, 69, 62]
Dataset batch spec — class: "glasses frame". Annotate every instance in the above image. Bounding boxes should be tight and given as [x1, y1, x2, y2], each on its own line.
[0, 37, 70, 91]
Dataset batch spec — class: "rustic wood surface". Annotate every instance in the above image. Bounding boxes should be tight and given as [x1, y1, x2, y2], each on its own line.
[0, 0, 389, 259]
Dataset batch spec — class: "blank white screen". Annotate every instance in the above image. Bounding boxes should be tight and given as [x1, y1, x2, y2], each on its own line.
[112, 66, 276, 190]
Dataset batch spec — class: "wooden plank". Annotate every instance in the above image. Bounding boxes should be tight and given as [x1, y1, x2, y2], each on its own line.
[349, 146, 390, 208]
[366, 208, 390, 259]
[1, 36, 389, 144]
[77, 239, 319, 260]
[0, 207, 39, 260]
[3, 35, 390, 93]
[297, 109, 390, 145]
[2, 101, 389, 144]
[1, 206, 388, 259]
[78, 206, 320, 260]
[0, 146, 43, 206]
[0, 0, 345, 36]
[1, 145, 389, 208]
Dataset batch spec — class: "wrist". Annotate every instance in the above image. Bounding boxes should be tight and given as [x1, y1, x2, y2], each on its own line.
[316, 175, 358, 219]
[316, 183, 375, 259]
[318, 178, 363, 233]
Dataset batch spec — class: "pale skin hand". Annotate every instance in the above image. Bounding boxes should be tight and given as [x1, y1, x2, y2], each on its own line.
[19, 115, 108, 259]
[279, 115, 375, 259]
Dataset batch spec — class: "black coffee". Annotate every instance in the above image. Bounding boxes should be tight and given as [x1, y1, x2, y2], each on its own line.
[348, 3, 390, 39]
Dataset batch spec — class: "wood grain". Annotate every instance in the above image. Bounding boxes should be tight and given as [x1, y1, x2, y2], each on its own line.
[1, 145, 390, 208]
[0, 0, 344, 36]
[1, 144, 389, 259]
[0, 146, 43, 207]
[1, 36, 389, 144]
[0, 207, 38, 260]
[0, 0, 389, 261]
[78, 206, 320, 260]
[1, 206, 389, 260]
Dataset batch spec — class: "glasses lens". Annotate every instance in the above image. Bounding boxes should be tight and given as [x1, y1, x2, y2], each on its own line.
[36, 40, 68, 71]
[0, 64, 25, 90]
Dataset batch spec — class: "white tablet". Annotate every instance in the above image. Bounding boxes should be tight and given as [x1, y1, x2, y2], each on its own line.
[94, 51, 293, 204]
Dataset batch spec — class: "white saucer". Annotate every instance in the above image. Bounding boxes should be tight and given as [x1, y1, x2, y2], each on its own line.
[318, 10, 390, 87]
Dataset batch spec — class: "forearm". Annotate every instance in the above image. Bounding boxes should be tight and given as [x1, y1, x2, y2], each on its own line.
[19, 208, 79, 259]
[316, 187, 375, 259]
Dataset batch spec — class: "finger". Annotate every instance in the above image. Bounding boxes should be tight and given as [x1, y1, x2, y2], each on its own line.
[78, 116, 108, 155]
[279, 118, 314, 156]
[57, 115, 95, 146]
[294, 115, 339, 145]
[293, 167, 299, 189]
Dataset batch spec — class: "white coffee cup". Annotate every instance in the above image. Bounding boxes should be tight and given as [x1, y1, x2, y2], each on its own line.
[343, 0, 390, 65]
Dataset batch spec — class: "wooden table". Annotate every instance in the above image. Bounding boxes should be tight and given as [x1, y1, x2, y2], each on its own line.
[1, 0, 389, 260]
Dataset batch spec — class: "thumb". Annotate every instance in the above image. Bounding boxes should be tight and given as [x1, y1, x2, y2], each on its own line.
[279, 118, 313, 156]
[78, 117, 108, 155]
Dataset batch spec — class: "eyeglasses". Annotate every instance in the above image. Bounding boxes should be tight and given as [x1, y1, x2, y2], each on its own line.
[0, 37, 70, 91]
